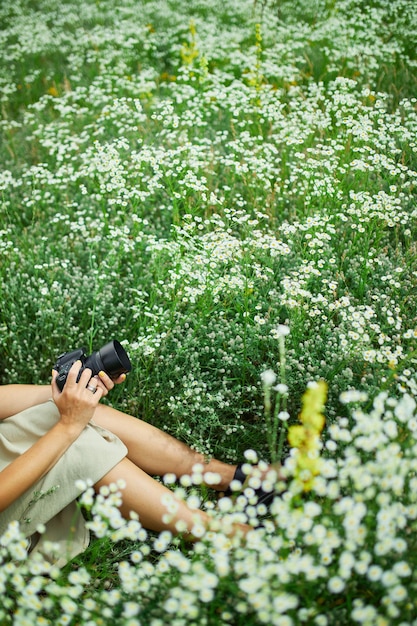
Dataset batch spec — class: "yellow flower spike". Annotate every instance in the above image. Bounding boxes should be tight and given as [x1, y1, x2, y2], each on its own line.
[288, 425, 307, 449]
[288, 381, 327, 493]
[189, 19, 197, 38]
[299, 380, 327, 423]
[297, 455, 321, 474]
[301, 411, 326, 432]
[180, 19, 200, 67]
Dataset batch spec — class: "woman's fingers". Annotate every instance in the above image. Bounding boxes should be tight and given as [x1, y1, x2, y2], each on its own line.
[76, 365, 94, 389]
[52, 362, 103, 401]
[52, 361, 126, 401]
[94, 370, 126, 394]
[52, 362, 105, 430]
[51, 368, 61, 402]
[61, 360, 84, 389]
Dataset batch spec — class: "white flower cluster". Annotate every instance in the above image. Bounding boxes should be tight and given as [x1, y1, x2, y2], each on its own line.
[0, 0, 416, 621]
[1, 388, 417, 623]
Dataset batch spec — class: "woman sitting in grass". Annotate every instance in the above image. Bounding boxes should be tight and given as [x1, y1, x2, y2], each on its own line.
[0, 361, 273, 565]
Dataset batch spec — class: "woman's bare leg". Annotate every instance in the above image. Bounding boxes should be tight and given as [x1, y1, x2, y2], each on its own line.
[94, 457, 248, 538]
[93, 404, 236, 490]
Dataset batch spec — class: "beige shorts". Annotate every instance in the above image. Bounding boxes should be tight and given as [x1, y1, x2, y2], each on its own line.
[0, 399, 127, 565]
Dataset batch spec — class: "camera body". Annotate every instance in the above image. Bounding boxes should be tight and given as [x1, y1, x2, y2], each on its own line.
[53, 340, 132, 391]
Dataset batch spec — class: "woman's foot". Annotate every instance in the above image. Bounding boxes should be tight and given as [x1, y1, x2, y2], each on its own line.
[222, 462, 281, 507]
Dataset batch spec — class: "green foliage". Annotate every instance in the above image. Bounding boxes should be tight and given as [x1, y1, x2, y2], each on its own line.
[0, 0, 417, 621]
[1, 0, 416, 457]
[2, 389, 417, 624]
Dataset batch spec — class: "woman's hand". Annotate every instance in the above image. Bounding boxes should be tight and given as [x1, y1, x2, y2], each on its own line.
[0, 363, 123, 513]
[51, 361, 104, 435]
[93, 370, 127, 395]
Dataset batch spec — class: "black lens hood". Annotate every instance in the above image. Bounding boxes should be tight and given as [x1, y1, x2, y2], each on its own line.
[97, 340, 132, 378]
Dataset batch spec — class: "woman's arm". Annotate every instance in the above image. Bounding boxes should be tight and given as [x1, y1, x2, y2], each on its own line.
[0, 385, 51, 420]
[0, 418, 90, 512]
[0, 370, 126, 420]
[0, 363, 106, 513]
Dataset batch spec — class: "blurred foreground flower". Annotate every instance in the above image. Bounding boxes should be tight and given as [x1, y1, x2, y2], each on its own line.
[288, 380, 327, 492]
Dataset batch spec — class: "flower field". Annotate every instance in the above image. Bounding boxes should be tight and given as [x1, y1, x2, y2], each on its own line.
[0, 0, 416, 623]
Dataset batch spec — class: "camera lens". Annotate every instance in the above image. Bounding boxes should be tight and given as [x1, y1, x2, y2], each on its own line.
[55, 340, 132, 390]
[95, 340, 132, 378]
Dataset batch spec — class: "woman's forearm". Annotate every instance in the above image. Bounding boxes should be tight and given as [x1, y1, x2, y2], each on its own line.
[0, 365, 116, 513]
[0, 420, 84, 512]
[0, 385, 51, 420]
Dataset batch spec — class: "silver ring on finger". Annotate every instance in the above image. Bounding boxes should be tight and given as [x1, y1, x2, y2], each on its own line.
[87, 384, 97, 394]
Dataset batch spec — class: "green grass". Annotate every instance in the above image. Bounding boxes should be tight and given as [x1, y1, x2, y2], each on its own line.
[1, 0, 417, 623]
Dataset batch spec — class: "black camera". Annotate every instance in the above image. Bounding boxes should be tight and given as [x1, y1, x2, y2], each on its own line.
[53, 340, 132, 391]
